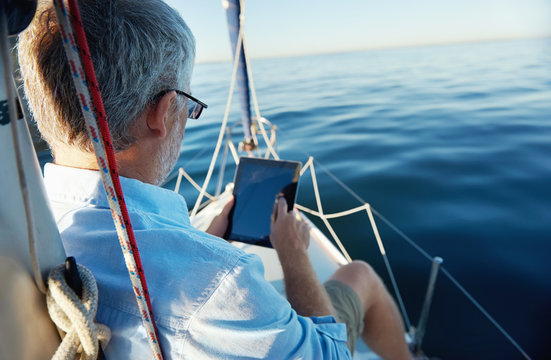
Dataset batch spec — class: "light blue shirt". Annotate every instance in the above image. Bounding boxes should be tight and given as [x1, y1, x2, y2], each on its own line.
[44, 164, 350, 359]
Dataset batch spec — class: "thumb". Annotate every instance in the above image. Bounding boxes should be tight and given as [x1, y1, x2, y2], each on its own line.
[220, 195, 235, 217]
[277, 196, 288, 216]
[300, 220, 311, 238]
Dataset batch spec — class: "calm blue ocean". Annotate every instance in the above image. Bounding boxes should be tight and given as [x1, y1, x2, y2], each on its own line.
[170, 38, 551, 359]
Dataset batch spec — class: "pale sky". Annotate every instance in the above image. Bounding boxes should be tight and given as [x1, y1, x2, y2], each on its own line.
[164, 0, 551, 63]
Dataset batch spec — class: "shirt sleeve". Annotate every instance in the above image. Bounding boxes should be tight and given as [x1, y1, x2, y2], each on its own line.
[182, 253, 352, 359]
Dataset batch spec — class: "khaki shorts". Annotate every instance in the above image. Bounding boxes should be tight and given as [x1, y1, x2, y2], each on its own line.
[324, 279, 365, 354]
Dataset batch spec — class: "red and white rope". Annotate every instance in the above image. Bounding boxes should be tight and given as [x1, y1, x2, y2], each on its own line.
[52, 1, 163, 358]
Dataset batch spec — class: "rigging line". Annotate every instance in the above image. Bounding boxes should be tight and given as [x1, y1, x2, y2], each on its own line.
[239, 0, 246, 22]
[190, 28, 243, 219]
[296, 203, 377, 221]
[228, 140, 240, 165]
[176, 168, 215, 200]
[308, 157, 352, 262]
[215, 141, 229, 197]
[296, 197, 413, 329]
[277, 127, 434, 262]
[440, 267, 532, 360]
[253, 115, 270, 126]
[300, 164, 412, 328]
[370, 208, 433, 262]
[294, 204, 321, 217]
[223, 125, 241, 165]
[174, 169, 183, 194]
[308, 158, 324, 216]
[300, 156, 313, 176]
[309, 148, 434, 262]
[269, 124, 277, 152]
[260, 117, 277, 159]
[263, 132, 271, 159]
[366, 205, 412, 330]
[296, 199, 411, 329]
[310, 157, 430, 260]
[323, 204, 368, 219]
[172, 144, 217, 192]
[321, 203, 370, 219]
[320, 216, 352, 263]
[313, 157, 367, 205]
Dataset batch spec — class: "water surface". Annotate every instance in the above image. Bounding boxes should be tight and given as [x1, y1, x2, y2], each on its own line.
[173, 38, 551, 359]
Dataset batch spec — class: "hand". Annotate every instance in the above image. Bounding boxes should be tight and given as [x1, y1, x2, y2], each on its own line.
[270, 197, 311, 254]
[270, 197, 334, 317]
[205, 196, 234, 238]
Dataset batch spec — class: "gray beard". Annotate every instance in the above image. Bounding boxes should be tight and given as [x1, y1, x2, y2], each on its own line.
[153, 119, 184, 186]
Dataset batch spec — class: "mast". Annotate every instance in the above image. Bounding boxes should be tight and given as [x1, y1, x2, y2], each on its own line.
[222, 0, 255, 150]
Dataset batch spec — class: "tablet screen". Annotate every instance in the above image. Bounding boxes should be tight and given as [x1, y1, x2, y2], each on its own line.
[228, 157, 301, 246]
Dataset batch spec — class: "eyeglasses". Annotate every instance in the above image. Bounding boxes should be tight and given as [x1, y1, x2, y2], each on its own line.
[155, 89, 208, 120]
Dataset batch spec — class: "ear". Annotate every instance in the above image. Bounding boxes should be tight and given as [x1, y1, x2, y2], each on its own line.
[146, 91, 177, 138]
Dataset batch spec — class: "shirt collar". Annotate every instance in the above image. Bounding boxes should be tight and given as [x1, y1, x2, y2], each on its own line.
[43, 163, 190, 225]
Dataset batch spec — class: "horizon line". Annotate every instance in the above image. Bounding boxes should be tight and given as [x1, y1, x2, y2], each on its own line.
[196, 34, 551, 65]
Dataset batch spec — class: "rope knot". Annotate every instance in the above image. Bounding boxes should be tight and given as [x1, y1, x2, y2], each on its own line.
[47, 263, 110, 360]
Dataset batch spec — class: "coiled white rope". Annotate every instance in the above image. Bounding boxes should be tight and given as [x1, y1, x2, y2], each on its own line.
[47, 263, 111, 360]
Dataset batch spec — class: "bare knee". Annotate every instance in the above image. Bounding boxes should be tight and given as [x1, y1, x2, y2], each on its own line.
[331, 260, 377, 284]
[329, 261, 383, 309]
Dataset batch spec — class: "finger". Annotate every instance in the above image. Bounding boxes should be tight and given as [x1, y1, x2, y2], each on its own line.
[277, 196, 288, 217]
[272, 196, 284, 223]
[300, 221, 311, 237]
[271, 200, 277, 224]
[220, 195, 235, 217]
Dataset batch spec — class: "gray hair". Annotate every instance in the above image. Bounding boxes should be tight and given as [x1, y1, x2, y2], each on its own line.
[18, 0, 195, 153]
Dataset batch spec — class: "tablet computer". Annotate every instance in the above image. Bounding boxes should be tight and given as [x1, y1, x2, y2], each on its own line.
[224, 157, 301, 247]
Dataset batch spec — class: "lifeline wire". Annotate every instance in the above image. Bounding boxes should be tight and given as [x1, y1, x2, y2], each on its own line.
[53, 1, 163, 358]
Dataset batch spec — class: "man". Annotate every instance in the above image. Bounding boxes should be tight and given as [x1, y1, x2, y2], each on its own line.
[18, 0, 413, 359]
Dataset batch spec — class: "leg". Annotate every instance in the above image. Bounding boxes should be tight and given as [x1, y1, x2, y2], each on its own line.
[328, 261, 412, 360]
